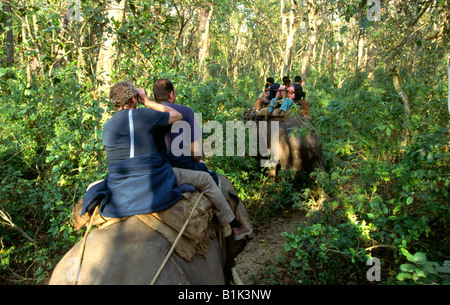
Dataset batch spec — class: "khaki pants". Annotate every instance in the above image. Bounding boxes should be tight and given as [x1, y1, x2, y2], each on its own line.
[298, 100, 310, 116]
[172, 168, 235, 226]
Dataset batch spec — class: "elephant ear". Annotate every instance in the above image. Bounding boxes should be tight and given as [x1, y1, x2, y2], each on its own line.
[218, 176, 253, 237]
[227, 189, 241, 214]
[227, 188, 239, 201]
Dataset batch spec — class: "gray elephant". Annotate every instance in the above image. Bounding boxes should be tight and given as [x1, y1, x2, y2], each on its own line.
[275, 114, 325, 174]
[49, 176, 250, 285]
[244, 110, 325, 177]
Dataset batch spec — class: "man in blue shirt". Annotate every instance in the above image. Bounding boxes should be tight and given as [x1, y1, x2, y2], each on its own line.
[152, 79, 219, 184]
[265, 77, 280, 101]
[152, 78, 252, 240]
[100, 81, 183, 217]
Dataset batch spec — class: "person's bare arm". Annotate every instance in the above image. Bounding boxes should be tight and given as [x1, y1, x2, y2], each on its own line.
[136, 88, 182, 124]
[191, 138, 203, 162]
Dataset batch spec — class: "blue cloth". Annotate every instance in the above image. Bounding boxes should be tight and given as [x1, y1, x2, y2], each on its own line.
[268, 98, 279, 112]
[81, 179, 110, 216]
[280, 98, 294, 112]
[268, 97, 294, 113]
[81, 152, 182, 218]
[177, 183, 196, 193]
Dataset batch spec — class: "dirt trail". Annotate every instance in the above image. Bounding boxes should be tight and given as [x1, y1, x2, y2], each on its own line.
[234, 209, 306, 284]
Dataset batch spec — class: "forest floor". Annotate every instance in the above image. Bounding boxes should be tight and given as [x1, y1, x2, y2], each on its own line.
[234, 208, 307, 285]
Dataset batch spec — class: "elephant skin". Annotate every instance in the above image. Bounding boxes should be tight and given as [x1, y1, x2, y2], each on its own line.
[49, 176, 246, 285]
[246, 113, 325, 176]
[276, 114, 325, 173]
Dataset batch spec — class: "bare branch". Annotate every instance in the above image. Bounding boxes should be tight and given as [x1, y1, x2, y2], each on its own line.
[0, 209, 37, 245]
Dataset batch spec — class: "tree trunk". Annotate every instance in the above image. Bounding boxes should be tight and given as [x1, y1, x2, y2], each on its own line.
[1, 1, 14, 67]
[20, 15, 31, 89]
[392, 67, 411, 118]
[198, 3, 214, 79]
[446, 0, 450, 114]
[301, 1, 325, 85]
[96, 0, 126, 103]
[281, 0, 298, 77]
[447, 51, 450, 113]
[357, 29, 366, 71]
[392, 66, 411, 147]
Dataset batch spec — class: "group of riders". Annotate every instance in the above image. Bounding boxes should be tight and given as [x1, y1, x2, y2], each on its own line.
[82, 79, 253, 242]
[250, 75, 311, 120]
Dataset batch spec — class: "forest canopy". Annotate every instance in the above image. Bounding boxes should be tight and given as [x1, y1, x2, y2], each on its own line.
[1, 0, 449, 284]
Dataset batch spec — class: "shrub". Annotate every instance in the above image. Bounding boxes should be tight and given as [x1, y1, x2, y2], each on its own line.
[0, 67, 106, 283]
[278, 74, 449, 284]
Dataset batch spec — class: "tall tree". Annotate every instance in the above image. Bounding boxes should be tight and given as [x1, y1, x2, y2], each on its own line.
[96, 0, 126, 102]
[280, 0, 299, 77]
[300, 0, 326, 84]
[1, 0, 14, 67]
[445, 0, 450, 114]
[198, 1, 213, 78]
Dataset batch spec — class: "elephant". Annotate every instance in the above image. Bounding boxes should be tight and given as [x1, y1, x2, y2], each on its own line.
[244, 109, 325, 177]
[49, 176, 250, 285]
[275, 114, 324, 174]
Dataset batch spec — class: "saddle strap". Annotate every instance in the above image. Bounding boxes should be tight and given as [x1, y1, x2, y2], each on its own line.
[149, 192, 204, 285]
[73, 205, 99, 285]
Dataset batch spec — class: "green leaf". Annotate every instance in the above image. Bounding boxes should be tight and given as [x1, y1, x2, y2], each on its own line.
[412, 252, 427, 264]
[397, 272, 413, 281]
[290, 260, 303, 267]
[406, 196, 413, 205]
[400, 263, 416, 272]
[422, 262, 438, 275]
[401, 248, 414, 261]
[386, 127, 392, 137]
[285, 243, 292, 252]
[34, 267, 44, 276]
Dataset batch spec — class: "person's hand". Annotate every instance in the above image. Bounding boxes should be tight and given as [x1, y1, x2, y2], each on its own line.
[136, 88, 147, 104]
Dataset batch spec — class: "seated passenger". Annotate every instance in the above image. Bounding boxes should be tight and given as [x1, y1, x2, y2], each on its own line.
[292, 76, 306, 100]
[275, 76, 291, 100]
[292, 76, 311, 119]
[265, 77, 280, 101]
[253, 83, 270, 113]
[280, 86, 296, 113]
[268, 77, 291, 114]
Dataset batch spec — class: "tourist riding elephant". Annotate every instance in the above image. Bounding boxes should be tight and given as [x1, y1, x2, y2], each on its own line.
[244, 111, 325, 177]
[49, 176, 250, 285]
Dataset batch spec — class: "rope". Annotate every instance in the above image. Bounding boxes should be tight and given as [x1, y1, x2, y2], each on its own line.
[231, 267, 244, 285]
[149, 192, 204, 285]
[73, 205, 98, 285]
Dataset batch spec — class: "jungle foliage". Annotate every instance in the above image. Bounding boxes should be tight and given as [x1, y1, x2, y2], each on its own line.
[0, 0, 449, 285]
